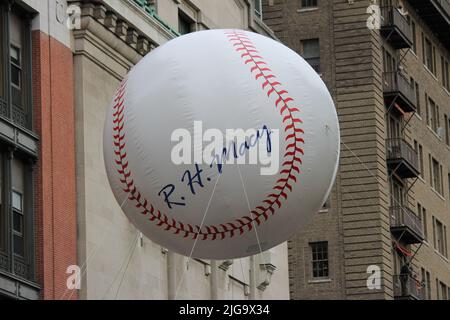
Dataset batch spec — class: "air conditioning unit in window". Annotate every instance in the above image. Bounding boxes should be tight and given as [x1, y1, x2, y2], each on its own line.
[437, 127, 444, 140]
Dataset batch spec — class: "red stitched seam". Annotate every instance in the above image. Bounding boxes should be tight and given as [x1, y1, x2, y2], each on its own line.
[112, 30, 304, 241]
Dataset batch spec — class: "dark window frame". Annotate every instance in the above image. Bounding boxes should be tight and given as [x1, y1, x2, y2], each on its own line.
[310, 241, 329, 279]
[254, 0, 262, 18]
[301, 38, 320, 73]
[0, 2, 36, 284]
[301, 0, 318, 9]
[178, 10, 194, 35]
[0, 3, 33, 129]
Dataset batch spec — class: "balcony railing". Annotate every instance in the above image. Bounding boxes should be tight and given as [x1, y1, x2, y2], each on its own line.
[386, 138, 420, 178]
[380, 6, 413, 49]
[390, 206, 424, 244]
[383, 72, 416, 113]
[393, 274, 425, 300]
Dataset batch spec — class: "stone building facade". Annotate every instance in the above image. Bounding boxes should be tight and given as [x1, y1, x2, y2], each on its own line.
[263, 0, 450, 300]
[1, 0, 290, 300]
[72, 0, 289, 300]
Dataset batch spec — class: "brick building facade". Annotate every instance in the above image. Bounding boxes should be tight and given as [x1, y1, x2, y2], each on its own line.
[0, 0, 77, 300]
[263, 0, 450, 300]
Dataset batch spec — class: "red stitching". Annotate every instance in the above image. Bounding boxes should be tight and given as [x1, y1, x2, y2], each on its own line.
[111, 30, 304, 241]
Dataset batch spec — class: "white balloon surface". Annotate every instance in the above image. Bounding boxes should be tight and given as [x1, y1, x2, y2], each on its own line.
[103, 29, 340, 259]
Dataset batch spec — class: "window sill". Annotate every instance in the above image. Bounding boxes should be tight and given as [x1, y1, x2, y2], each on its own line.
[414, 113, 422, 121]
[423, 65, 439, 82]
[422, 240, 429, 247]
[417, 175, 426, 184]
[444, 87, 450, 96]
[297, 7, 318, 13]
[318, 209, 329, 214]
[308, 278, 332, 284]
[434, 250, 449, 263]
[427, 125, 443, 141]
[430, 187, 445, 201]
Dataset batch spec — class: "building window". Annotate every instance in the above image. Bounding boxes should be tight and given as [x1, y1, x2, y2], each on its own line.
[445, 115, 450, 146]
[10, 45, 21, 108]
[426, 95, 440, 133]
[0, 8, 3, 100]
[418, 203, 427, 241]
[411, 20, 417, 54]
[422, 35, 436, 75]
[433, 217, 447, 257]
[429, 156, 443, 195]
[0, 152, 33, 279]
[437, 281, 448, 300]
[421, 268, 432, 300]
[0, 4, 35, 283]
[178, 11, 193, 35]
[254, 0, 262, 18]
[411, 78, 420, 116]
[448, 173, 450, 200]
[426, 271, 431, 300]
[301, 0, 318, 8]
[301, 39, 320, 73]
[310, 241, 328, 279]
[0, 6, 32, 129]
[413, 140, 424, 177]
[442, 56, 450, 92]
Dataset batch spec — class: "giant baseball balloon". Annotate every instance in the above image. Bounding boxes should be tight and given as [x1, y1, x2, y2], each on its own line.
[103, 29, 339, 259]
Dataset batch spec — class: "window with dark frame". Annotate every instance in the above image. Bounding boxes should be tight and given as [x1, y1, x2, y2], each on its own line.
[430, 157, 443, 195]
[254, 0, 262, 18]
[310, 241, 329, 279]
[421, 268, 428, 300]
[440, 281, 448, 300]
[411, 20, 417, 54]
[445, 114, 449, 146]
[301, 0, 318, 8]
[411, 77, 420, 116]
[12, 159, 26, 258]
[423, 35, 436, 75]
[0, 3, 36, 283]
[0, 9, 3, 100]
[418, 202, 427, 241]
[178, 11, 193, 35]
[413, 140, 424, 177]
[301, 39, 320, 73]
[426, 96, 440, 133]
[433, 217, 447, 257]
[442, 56, 449, 92]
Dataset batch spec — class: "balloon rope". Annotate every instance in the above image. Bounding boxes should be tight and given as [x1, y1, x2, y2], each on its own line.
[236, 164, 270, 293]
[102, 232, 140, 300]
[174, 172, 222, 299]
[239, 258, 247, 287]
[340, 137, 424, 265]
[113, 233, 140, 299]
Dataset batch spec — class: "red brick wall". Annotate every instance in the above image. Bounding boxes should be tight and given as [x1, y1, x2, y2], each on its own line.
[32, 30, 77, 300]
